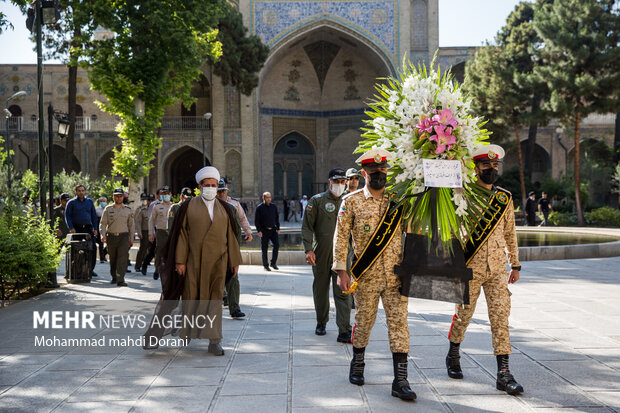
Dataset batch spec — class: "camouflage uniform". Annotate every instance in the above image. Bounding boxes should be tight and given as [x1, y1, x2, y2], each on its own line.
[333, 187, 409, 353]
[302, 190, 352, 334]
[448, 187, 520, 355]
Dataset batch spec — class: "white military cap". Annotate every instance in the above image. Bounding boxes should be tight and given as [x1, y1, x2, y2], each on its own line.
[195, 166, 220, 184]
[472, 144, 505, 162]
[355, 147, 394, 166]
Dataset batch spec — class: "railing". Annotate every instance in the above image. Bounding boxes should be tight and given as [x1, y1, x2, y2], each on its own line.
[6, 116, 211, 132]
[160, 116, 211, 130]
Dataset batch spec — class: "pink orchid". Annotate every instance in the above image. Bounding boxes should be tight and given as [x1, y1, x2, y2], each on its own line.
[415, 117, 435, 133]
[429, 125, 457, 154]
[432, 108, 458, 129]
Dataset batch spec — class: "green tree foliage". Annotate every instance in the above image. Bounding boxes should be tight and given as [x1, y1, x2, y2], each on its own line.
[210, 5, 270, 96]
[463, 1, 551, 209]
[0, 0, 29, 33]
[0, 207, 62, 306]
[83, 0, 225, 181]
[531, 0, 620, 225]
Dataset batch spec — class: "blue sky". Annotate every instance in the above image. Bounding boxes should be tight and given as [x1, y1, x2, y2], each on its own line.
[0, 0, 526, 64]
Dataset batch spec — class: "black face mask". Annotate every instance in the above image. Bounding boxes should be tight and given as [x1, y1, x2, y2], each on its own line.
[479, 168, 499, 185]
[367, 171, 387, 190]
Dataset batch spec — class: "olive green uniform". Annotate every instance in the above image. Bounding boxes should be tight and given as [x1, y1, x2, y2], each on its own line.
[225, 201, 243, 315]
[448, 187, 520, 355]
[99, 204, 135, 283]
[333, 187, 409, 353]
[303, 191, 352, 334]
[149, 202, 172, 273]
[134, 205, 150, 269]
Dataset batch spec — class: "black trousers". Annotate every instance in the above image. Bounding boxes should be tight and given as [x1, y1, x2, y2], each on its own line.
[526, 213, 536, 226]
[142, 237, 156, 270]
[73, 224, 97, 272]
[260, 229, 279, 267]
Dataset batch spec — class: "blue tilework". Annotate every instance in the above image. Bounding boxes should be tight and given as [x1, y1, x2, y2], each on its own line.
[260, 107, 366, 117]
[253, 0, 397, 57]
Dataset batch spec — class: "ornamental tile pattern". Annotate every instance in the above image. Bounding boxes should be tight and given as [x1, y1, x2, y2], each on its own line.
[253, 0, 398, 58]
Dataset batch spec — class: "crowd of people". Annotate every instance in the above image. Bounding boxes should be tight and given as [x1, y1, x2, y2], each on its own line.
[9, 142, 528, 402]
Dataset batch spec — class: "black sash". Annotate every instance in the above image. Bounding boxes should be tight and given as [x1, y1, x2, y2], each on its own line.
[350, 201, 404, 282]
[464, 188, 511, 265]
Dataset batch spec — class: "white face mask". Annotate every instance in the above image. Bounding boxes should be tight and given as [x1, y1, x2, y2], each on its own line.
[201, 187, 217, 201]
[330, 183, 346, 197]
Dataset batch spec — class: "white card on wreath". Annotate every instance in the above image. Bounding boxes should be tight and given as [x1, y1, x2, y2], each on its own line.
[423, 159, 463, 188]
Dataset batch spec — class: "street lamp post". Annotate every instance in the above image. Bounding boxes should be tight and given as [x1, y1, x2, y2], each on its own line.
[4, 91, 27, 201]
[47, 104, 70, 221]
[26, 0, 60, 217]
[202, 112, 212, 167]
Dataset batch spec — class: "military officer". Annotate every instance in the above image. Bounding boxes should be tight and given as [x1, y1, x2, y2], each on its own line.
[345, 168, 362, 194]
[99, 188, 135, 286]
[149, 185, 173, 280]
[445, 144, 524, 395]
[302, 168, 352, 342]
[134, 193, 152, 274]
[333, 148, 416, 401]
[168, 187, 193, 230]
[53, 193, 72, 241]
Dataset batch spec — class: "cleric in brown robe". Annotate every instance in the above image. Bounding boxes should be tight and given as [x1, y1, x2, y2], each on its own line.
[175, 166, 242, 355]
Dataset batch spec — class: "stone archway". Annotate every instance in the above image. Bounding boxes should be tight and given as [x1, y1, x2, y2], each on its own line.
[163, 146, 210, 194]
[96, 146, 122, 178]
[505, 141, 551, 183]
[258, 22, 394, 194]
[31, 144, 81, 174]
[274, 132, 315, 200]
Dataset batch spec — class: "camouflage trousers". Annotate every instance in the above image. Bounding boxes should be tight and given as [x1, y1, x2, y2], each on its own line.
[352, 273, 409, 353]
[448, 267, 512, 355]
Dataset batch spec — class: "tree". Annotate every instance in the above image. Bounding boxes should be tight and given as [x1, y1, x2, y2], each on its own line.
[209, 5, 270, 95]
[497, 1, 551, 182]
[532, 0, 620, 225]
[40, 1, 94, 172]
[463, 45, 529, 208]
[83, 0, 225, 193]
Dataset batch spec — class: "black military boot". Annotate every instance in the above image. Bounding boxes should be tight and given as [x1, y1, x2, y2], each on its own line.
[446, 341, 464, 379]
[496, 355, 524, 395]
[349, 346, 365, 385]
[391, 353, 416, 401]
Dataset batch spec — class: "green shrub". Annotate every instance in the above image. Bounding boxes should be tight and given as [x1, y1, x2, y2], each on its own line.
[0, 206, 63, 306]
[547, 211, 577, 226]
[585, 207, 620, 227]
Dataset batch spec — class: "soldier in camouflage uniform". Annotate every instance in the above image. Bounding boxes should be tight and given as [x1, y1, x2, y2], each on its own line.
[302, 168, 352, 342]
[446, 144, 524, 396]
[333, 148, 415, 401]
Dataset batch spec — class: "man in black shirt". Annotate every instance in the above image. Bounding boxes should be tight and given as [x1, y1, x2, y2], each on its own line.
[538, 192, 553, 226]
[255, 192, 280, 271]
[525, 191, 537, 226]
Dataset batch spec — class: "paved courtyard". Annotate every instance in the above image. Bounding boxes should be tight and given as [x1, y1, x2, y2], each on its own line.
[0, 257, 619, 412]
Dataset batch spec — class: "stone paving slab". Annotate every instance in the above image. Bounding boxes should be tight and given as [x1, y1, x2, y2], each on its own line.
[0, 257, 619, 412]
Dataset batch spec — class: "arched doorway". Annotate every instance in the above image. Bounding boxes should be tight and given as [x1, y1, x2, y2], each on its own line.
[30, 145, 81, 174]
[164, 146, 210, 194]
[97, 146, 122, 178]
[8, 104, 21, 130]
[274, 133, 315, 199]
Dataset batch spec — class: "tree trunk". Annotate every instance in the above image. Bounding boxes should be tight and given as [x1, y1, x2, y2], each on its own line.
[66, 64, 77, 172]
[611, 111, 620, 208]
[574, 112, 584, 226]
[515, 123, 527, 211]
[526, 122, 538, 182]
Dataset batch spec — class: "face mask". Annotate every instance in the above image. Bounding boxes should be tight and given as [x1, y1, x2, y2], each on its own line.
[367, 171, 387, 190]
[100, 202, 106, 207]
[330, 183, 346, 197]
[479, 168, 499, 185]
[202, 187, 217, 201]
[142, 200, 147, 206]
[163, 195, 171, 202]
